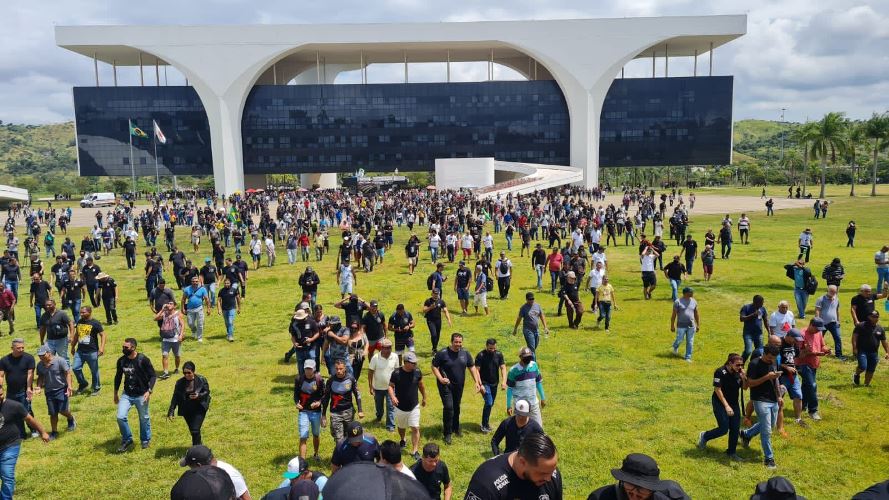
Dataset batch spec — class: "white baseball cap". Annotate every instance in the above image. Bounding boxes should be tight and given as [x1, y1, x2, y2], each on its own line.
[514, 399, 531, 417]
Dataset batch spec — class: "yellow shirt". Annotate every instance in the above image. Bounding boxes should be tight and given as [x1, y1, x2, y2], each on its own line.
[597, 283, 615, 302]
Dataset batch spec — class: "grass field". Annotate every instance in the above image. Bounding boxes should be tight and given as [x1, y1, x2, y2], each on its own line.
[11, 187, 889, 499]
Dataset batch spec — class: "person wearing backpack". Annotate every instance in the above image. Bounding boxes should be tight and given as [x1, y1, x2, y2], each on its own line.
[784, 260, 814, 319]
[495, 252, 513, 300]
[427, 263, 446, 294]
[154, 302, 184, 380]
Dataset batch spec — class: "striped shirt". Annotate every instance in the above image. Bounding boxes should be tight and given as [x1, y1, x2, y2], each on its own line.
[507, 361, 543, 405]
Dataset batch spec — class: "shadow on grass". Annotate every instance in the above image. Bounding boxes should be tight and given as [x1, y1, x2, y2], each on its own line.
[271, 452, 295, 468]
[270, 385, 292, 395]
[155, 445, 189, 460]
[273, 374, 296, 384]
[680, 447, 757, 465]
[94, 436, 122, 454]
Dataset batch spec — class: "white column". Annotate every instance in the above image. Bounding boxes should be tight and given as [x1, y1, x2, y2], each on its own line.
[301, 173, 337, 189]
[196, 86, 245, 195]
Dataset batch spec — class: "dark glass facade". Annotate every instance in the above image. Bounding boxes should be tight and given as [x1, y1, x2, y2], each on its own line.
[241, 81, 570, 174]
[72, 76, 733, 177]
[73, 86, 213, 176]
[599, 76, 734, 167]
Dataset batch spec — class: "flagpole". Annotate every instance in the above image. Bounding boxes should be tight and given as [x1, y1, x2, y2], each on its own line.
[129, 120, 136, 197]
[153, 130, 160, 194]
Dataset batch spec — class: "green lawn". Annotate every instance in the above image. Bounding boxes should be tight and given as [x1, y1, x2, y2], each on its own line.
[12, 188, 889, 500]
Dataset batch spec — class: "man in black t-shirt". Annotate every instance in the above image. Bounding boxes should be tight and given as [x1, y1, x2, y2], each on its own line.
[679, 235, 698, 276]
[410, 442, 452, 500]
[423, 289, 452, 354]
[0, 384, 50, 497]
[740, 345, 782, 469]
[198, 258, 217, 308]
[388, 351, 426, 461]
[61, 269, 85, 323]
[114, 337, 157, 452]
[852, 310, 889, 386]
[217, 278, 241, 342]
[431, 333, 482, 444]
[465, 432, 562, 500]
[80, 257, 101, 307]
[29, 272, 53, 329]
[361, 300, 386, 357]
[335, 294, 368, 329]
[850, 284, 888, 326]
[454, 261, 472, 314]
[71, 305, 105, 395]
[475, 339, 506, 433]
[697, 353, 745, 459]
[0, 339, 38, 438]
[97, 273, 118, 325]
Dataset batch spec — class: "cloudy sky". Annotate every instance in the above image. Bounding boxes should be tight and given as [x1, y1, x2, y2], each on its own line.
[2, 0, 887, 124]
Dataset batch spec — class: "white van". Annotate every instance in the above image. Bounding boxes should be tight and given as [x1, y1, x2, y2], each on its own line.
[80, 192, 117, 208]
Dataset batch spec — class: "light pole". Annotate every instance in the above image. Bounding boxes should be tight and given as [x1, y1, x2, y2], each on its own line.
[780, 108, 786, 163]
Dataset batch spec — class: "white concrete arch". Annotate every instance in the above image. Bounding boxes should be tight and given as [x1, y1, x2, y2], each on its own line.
[56, 16, 746, 194]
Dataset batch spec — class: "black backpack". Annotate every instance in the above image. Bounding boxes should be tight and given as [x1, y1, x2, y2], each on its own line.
[805, 275, 818, 295]
[499, 259, 509, 274]
[426, 273, 436, 291]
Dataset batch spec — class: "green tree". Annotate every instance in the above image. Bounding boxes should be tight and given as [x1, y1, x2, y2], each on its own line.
[864, 112, 889, 196]
[808, 112, 848, 199]
[780, 149, 803, 185]
[847, 122, 866, 196]
[789, 122, 816, 196]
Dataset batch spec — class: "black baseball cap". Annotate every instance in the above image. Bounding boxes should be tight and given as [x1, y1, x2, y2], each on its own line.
[180, 445, 213, 467]
[346, 421, 364, 444]
[322, 462, 432, 500]
[170, 466, 235, 500]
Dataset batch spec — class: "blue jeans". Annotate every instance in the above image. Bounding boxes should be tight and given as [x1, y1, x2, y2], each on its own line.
[288, 248, 297, 264]
[298, 410, 322, 439]
[823, 321, 842, 357]
[0, 444, 21, 500]
[742, 332, 763, 362]
[481, 383, 498, 429]
[549, 270, 559, 293]
[535, 264, 544, 290]
[8, 392, 34, 439]
[798, 364, 818, 414]
[73, 350, 100, 391]
[204, 283, 217, 308]
[296, 349, 315, 375]
[522, 328, 539, 360]
[672, 326, 696, 360]
[33, 304, 44, 329]
[702, 396, 740, 455]
[222, 309, 236, 339]
[857, 352, 879, 373]
[793, 288, 808, 319]
[430, 247, 439, 262]
[878, 268, 889, 293]
[743, 400, 779, 460]
[117, 394, 151, 444]
[597, 302, 612, 329]
[373, 389, 395, 430]
[46, 338, 69, 363]
[68, 299, 82, 323]
[669, 279, 681, 301]
[505, 235, 513, 250]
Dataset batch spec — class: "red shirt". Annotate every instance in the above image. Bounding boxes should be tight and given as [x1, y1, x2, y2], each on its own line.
[0, 289, 15, 309]
[797, 327, 825, 369]
[546, 253, 563, 272]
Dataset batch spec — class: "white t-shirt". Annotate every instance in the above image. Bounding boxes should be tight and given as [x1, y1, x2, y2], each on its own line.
[394, 463, 417, 480]
[588, 268, 606, 289]
[592, 252, 607, 267]
[799, 232, 813, 246]
[640, 254, 656, 272]
[369, 352, 400, 391]
[483, 235, 494, 249]
[215, 460, 249, 498]
[461, 235, 474, 249]
[769, 310, 795, 334]
[429, 234, 441, 249]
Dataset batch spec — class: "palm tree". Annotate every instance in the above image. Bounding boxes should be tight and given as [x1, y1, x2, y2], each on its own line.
[864, 112, 889, 196]
[847, 122, 866, 196]
[789, 122, 817, 196]
[808, 112, 847, 199]
[780, 149, 803, 185]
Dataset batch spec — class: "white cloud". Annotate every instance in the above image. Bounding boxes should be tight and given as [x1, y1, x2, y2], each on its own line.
[1, 0, 888, 124]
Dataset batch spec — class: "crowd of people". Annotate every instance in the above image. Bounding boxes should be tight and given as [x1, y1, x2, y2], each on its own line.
[0, 185, 885, 499]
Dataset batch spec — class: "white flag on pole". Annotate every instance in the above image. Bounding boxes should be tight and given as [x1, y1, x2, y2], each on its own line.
[152, 120, 167, 144]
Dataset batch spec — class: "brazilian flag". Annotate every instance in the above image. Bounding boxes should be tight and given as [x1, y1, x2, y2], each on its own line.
[129, 119, 148, 138]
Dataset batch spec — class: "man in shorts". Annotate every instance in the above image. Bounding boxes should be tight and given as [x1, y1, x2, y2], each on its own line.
[295, 359, 324, 461]
[388, 304, 415, 364]
[454, 261, 472, 315]
[640, 245, 659, 299]
[852, 310, 889, 386]
[388, 351, 427, 462]
[155, 302, 184, 379]
[35, 344, 76, 440]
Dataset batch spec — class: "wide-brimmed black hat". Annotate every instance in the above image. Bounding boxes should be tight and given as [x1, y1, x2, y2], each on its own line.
[611, 453, 666, 491]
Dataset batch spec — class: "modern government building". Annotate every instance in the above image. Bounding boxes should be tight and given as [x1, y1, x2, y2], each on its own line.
[55, 16, 746, 194]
